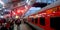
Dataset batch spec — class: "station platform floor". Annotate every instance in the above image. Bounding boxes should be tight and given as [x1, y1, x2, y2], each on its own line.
[14, 23, 32, 30]
[13, 20, 43, 30]
[14, 20, 32, 30]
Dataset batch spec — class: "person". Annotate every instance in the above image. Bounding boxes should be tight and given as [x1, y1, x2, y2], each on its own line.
[9, 19, 14, 30]
[1, 26, 8, 30]
[1, 23, 8, 30]
[15, 19, 21, 30]
[15, 19, 21, 26]
[5, 22, 10, 30]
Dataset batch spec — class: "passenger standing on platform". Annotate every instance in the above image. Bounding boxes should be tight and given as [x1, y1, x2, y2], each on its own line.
[9, 19, 14, 30]
[15, 19, 21, 30]
[15, 19, 21, 26]
[6, 22, 10, 30]
[1, 23, 8, 30]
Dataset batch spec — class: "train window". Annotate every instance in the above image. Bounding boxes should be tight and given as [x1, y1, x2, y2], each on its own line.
[50, 17, 60, 30]
[35, 18, 38, 24]
[40, 17, 45, 26]
[31, 18, 34, 22]
[53, 7, 57, 11]
[58, 6, 60, 10]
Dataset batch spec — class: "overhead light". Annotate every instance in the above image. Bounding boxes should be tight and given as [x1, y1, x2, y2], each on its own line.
[2, 6, 5, 8]
[25, 6, 28, 9]
[15, 15, 19, 19]
[26, 0, 29, 3]
[0, 8, 2, 10]
[4, 9, 7, 11]
[0, 15, 4, 18]
[0, 0, 5, 8]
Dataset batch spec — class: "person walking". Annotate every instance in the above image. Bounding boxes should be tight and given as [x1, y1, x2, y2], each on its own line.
[15, 19, 21, 30]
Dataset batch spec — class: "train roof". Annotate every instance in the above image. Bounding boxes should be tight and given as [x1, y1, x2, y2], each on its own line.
[33, 0, 60, 15]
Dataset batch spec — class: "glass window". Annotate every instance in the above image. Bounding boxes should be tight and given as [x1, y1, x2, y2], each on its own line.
[50, 17, 60, 30]
[58, 6, 60, 10]
[52, 7, 57, 12]
[31, 18, 34, 22]
[40, 17, 45, 26]
[35, 18, 38, 24]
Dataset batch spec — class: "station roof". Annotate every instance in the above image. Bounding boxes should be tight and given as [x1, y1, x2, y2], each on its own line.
[0, 0, 57, 18]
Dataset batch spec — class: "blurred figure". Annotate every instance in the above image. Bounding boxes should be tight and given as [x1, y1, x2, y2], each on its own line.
[9, 19, 14, 30]
[1, 23, 8, 30]
[15, 19, 21, 26]
[15, 19, 21, 30]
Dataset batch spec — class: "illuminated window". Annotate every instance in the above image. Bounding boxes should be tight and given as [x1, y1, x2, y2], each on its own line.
[53, 7, 57, 12]
[15, 15, 19, 19]
[46, 9, 53, 14]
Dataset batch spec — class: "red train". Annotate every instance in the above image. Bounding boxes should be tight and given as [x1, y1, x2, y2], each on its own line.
[25, 1, 60, 30]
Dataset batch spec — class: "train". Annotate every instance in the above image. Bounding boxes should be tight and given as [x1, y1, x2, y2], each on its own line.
[24, 0, 60, 30]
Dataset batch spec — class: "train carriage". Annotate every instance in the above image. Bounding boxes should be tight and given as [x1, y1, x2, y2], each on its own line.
[27, 0, 60, 30]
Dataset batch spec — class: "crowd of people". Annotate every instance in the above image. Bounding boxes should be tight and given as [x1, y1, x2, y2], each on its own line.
[0, 18, 21, 30]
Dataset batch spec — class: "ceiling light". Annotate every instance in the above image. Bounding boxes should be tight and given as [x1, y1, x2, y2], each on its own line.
[2, 6, 5, 8]
[4, 9, 7, 11]
[0, 8, 2, 10]
[25, 6, 28, 9]
[15, 15, 19, 19]
[0, 15, 3, 18]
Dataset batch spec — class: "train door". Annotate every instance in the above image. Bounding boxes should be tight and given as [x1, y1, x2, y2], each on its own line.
[50, 16, 60, 30]
[34, 17, 38, 25]
[39, 17, 45, 26]
[31, 18, 34, 24]
[39, 17, 45, 29]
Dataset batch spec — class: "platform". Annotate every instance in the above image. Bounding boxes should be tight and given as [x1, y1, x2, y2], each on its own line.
[14, 23, 32, 30]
